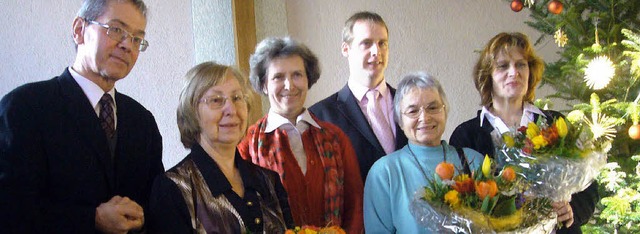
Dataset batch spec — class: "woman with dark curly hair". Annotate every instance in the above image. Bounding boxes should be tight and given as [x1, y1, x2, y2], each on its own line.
[238, 37, 363, 233]
[449, 32, 598, 234]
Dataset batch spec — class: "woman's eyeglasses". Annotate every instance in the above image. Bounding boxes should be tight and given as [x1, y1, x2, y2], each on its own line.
[402, 104, 445, 118]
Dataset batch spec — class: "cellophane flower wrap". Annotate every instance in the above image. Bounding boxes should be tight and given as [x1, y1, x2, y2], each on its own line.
[497, 112, 612, 202]
[410, 156, 557, 233]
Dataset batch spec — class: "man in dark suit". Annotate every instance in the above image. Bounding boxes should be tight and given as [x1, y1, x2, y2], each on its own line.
[0, 0, 163, 233]
[310, 12, 408, 181]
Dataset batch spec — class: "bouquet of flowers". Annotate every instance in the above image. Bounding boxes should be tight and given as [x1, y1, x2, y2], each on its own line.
[285, 225, 345, 234]
[410, 156, 556, 233]
[497, 112, 612, 202]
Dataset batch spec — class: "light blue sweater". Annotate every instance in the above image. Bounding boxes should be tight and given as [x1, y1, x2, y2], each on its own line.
[364, 141, 484, 234]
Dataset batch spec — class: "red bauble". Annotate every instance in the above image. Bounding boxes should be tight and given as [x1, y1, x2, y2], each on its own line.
[511, 0, 524, 12]
[629, 124, 640, 140]
[548, 0, 564, 14]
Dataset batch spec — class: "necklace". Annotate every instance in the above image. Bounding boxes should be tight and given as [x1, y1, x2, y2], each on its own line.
[407, 142, 447, 181]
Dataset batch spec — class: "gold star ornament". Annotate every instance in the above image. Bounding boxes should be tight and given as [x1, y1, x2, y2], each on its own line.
[554, 28, 568, 47]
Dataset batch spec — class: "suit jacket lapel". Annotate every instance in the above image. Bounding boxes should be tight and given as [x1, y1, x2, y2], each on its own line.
[58, 70, 116, 189]
[112, 92, 133, 189]
[388, 86, 408, 148]
[335, 85, 386, 153]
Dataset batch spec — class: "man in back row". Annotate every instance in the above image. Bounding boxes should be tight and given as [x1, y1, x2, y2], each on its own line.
[0, 0, 163, 233]
[310, 11, 408, 181]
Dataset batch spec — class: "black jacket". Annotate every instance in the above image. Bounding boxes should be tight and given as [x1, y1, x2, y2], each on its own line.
[309, 84, 408, 181]
[0, 69, 164, 233]
[450, 109, 599, 234]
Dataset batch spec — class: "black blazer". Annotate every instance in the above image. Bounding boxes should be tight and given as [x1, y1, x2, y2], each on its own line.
[148, 144, 294, 233]
[450, 110, 599, 234]
[309, 84, 408, 181]
[0, 69, 164, 233]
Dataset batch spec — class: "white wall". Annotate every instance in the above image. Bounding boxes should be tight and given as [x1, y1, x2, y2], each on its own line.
[281, 0, 559, 143]
[0, 1, 194, 168]
[0, 0, 559, 169]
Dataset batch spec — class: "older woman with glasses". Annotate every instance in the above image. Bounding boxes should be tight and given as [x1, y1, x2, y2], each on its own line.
[238, 37, 363, 233]
[147, 62, 293, 233]
[364, 72, 484, 233]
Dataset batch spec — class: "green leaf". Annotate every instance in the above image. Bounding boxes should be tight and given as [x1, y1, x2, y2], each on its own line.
[481, 196, 490, 214]
[492, 195, 518, 217]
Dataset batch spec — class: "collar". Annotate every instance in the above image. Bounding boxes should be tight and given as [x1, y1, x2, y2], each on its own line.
[190, 144, 262, 196]
[264, 109, 321, 133]
[479, 103, 546, 132]
[347, 78, 389, 103]
[68, 67, 116, 108]
[406, 140, 447, 151]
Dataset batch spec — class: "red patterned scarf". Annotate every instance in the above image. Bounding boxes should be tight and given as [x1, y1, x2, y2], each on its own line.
[245, 115, 344, 226]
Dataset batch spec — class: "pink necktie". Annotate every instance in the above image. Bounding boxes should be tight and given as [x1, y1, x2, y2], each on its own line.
[366, 90, 395, 154]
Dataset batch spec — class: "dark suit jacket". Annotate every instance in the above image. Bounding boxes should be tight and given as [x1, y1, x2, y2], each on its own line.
[450, 110, 598, 234]
[0, 69, 164, 233]
[309, 84, 408, 181]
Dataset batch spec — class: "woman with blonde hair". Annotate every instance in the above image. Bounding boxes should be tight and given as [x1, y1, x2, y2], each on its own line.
[148, 61, 293, 233]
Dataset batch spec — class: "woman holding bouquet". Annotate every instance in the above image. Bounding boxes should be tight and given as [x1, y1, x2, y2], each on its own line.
[238, 37, 363, 233]
[364, 72, 484, 233]
[449, 32, 599, 233]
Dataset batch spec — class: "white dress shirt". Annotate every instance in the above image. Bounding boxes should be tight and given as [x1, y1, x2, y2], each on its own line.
[68, 67, 117, 128]
[479, 103, 546, 148]
[265, 109, 321, 174]
[348, 79, 397, 137]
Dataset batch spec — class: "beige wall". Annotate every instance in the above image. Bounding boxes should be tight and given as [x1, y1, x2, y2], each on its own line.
[279, 0, 559, 141]
[0, 0, 559, 169]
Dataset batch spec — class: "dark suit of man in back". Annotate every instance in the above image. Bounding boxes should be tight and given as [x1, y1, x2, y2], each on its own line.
[0, 0, 163, 233]
[310, 12, 408, 181]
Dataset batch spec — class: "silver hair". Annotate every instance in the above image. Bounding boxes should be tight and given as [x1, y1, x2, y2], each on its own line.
[77, 0, 148, 21]
[393, 72, 449, 126]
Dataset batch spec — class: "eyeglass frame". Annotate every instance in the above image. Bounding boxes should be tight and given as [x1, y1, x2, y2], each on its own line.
[198, 94, 248, 109]
[85, 19, 149, 52]
[402, 104, 446, 119]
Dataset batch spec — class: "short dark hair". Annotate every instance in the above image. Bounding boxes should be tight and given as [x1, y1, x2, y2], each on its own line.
[77, 0, 148, 21]
[473, 32, 544, 107]
[342, 11, 388, 44]
[249, 37, 321, 94]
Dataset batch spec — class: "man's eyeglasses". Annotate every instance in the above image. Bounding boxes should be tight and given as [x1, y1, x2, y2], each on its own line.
[199, 94, 247, 109]
[403, 104, 446, 118]
[86, 20, 149, 52]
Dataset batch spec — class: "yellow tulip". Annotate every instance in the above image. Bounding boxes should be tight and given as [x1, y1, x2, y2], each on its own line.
[303, 229, 317, 234]
[531, 135, 548, 149]
[503, 134, 515, 147]
[555, 117, 568, 138]
[482, 155, 491, 177]
[526, 122, 540, 139]
[444, 190, 460, 207]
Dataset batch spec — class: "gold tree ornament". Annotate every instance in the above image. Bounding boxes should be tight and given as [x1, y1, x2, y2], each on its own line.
[585, 93, 617, 141]
[554, 28, 568, 47]
[584, 56, 615, 90]
[525, 0, 535, 8]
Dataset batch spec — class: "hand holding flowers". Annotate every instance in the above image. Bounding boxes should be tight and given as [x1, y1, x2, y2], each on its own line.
[498, 114, 611, 202]
[411, 155, 555, 233]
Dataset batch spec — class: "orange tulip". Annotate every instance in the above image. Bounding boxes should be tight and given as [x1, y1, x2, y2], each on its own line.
[435, 162, 455, 180]
[475, 180, 498, 200]
[501, 167, 516, 182]
[452, 174, 475, 194]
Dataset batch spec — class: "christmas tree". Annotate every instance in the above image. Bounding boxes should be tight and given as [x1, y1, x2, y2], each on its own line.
[513, 0, 640, 232]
